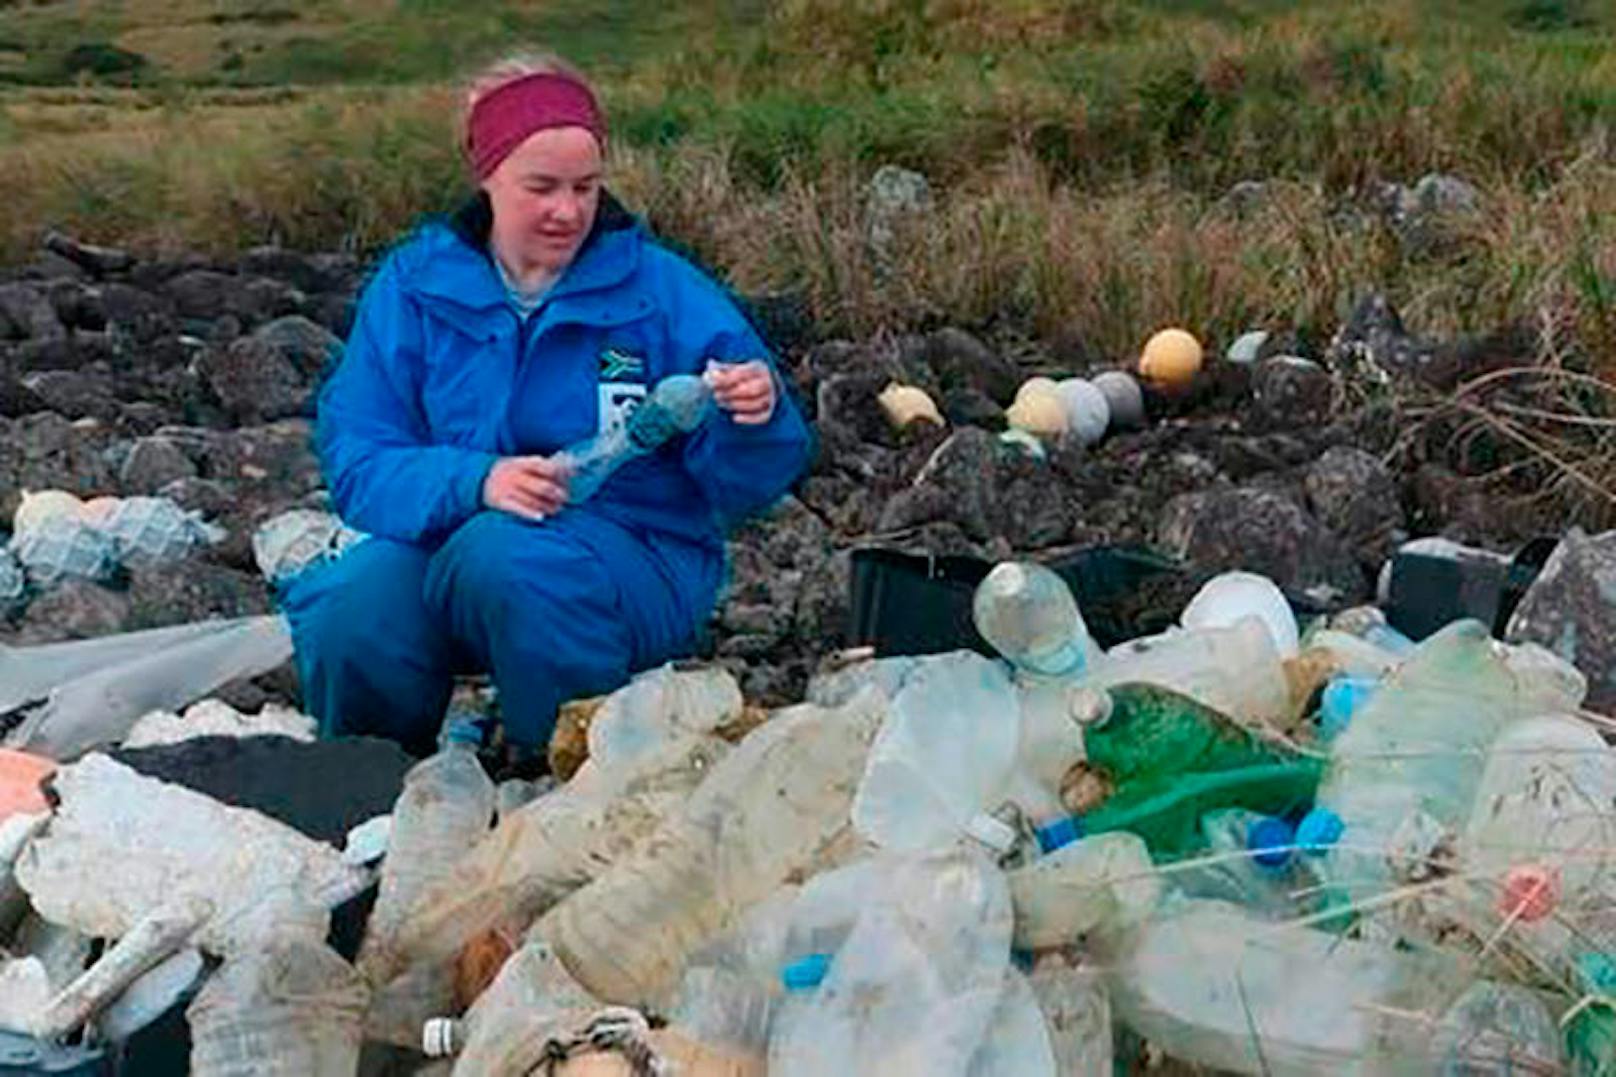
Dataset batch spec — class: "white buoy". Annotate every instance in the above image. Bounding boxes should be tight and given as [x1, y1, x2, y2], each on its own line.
[1056, 378, 1111, 445]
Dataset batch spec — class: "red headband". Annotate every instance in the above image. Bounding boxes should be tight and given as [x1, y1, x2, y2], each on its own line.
[466, 72, 606, 181]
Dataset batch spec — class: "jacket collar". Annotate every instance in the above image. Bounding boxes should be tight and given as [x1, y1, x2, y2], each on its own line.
[407, 189, 641, 315]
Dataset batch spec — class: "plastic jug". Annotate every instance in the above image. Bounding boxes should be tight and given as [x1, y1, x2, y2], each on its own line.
[1180, 571, 1299, 658]
[1094, 618, 1291, 728]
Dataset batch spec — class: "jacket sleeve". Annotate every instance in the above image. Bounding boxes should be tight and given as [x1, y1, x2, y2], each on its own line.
[678, 299, 814, 526]
[316, 256, 498, 543]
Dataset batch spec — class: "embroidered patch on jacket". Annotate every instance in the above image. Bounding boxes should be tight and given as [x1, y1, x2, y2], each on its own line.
[599, 347, 645, 382]
[597, 347, 648, 437]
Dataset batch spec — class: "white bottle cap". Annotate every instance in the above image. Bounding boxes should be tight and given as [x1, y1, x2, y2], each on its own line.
[422, 1017, 459, 1058]
[965, 812, 1019, 854]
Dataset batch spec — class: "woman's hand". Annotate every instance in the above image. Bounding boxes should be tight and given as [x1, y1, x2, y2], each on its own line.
[705, 360, 776, 425]
[482, 455, 571, 520]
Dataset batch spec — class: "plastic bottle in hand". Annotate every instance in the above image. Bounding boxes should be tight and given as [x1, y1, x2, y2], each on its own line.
[973, 562, 1101, 678]
[561, 373, 712, 503]
[358, 719, 494, 983]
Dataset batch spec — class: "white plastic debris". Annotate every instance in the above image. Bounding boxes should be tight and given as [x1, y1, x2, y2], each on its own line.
[4, 615, 294, 760]
[95, 947, 206, 1043]
[0, 957, 52, 1033]
[252, 509, 367, 587]
[95, 496, 224, 569]
[342, 815, 392, 866]
[15, 754, 370, 954]
[12, 514, 119, 589]
[1180, 570, 1300, 658]
[122, 699, 316, 749]
[1226, 329, 1269, 365]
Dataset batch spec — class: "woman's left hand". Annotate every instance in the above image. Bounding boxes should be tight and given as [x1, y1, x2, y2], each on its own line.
[705, 360, 776, 425]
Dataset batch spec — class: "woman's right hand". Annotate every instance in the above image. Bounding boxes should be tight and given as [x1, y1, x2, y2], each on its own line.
[482, 455, 571, 520]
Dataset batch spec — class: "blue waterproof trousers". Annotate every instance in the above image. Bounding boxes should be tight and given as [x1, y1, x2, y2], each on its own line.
[281, 510, 722, 757]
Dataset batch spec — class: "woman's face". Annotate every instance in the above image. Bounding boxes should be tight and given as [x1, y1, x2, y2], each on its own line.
[482, 125, 603, 275]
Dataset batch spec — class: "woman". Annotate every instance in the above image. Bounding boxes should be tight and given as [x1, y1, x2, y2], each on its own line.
[283, 52, 812, 768]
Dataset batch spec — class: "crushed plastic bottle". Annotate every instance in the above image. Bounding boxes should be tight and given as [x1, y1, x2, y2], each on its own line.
[585, 663, 743, 775]
[972, 562, 1102, 678]
[1429, 980, 1563, 1074]
[767, 849, 1015, 1077]
[1027, 955, 1112, 1077]
[251, 509, 367, 588]
[187, 895, 368, 1077]
[12, 514, 119, 590]
[1305, 620, 1589, 904]
[1180, 571, 1300, 658]
[560, 373, 712, 504]
[538, 688, 889, 1006]
[966, 968, 1057, 1076]
[94, 496, 223, 569]
[852, 652, 1022, 854]
[1007, 831, 1161, 951]
[1171, 808, 1317, 920]
[1099, 896, 1484, 1074]
[422, 934, 598, 1074]
[665, 886, 798, 1061]
[358, 719, 494, 992]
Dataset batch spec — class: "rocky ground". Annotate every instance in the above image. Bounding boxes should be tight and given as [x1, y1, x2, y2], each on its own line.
[0, 228, 1584, 713]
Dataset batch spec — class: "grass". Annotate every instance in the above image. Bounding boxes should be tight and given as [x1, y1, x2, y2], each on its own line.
[1, 0, 1614, 369]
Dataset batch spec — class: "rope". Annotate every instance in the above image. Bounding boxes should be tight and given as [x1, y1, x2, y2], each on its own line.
[532, 1006, 666, 1077]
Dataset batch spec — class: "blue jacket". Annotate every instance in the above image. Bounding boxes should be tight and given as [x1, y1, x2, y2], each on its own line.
[316, 194, 813, 551]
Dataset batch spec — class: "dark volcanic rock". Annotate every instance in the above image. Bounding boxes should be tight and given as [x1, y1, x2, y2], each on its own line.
[196, 336, 309, 422]
[8, 580, 131, 643]
[119, 435, 199, 494]
[0, 412, 118, 521]
[924, 327, 1022, 405]
[0, 283, 66, 342]
[1506, 529, 1616, 712]
[125, 559, 270, 629]
[1304, 446, 1405, 567]
[1156, 483, 1367, 604]
[1249, 356, 1333, 431]
[20, 369, 118, 421]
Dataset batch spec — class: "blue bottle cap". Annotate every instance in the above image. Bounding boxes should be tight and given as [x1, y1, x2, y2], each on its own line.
[781, 953, 831, 991]
[1319, 675, 1376, 741]
[1035, 816, 1084, 854]
[1248, 816, 1295, 869]
[1297, 808, 1344, 855]
[444, 718, 485, 747]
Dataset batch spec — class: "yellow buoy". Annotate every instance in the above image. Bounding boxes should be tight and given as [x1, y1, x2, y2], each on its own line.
[877, 382, 944, 429]
[1014, 376, 1061, 404]
[1005, 385, 1067, 439]
[1138, 327, 1204, 391]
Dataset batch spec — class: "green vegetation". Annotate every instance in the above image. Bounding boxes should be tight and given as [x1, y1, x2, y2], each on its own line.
[2, 0, 1614, 363]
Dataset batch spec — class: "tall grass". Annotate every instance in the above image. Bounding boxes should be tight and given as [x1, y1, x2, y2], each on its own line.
[1, 0, 1613, 364]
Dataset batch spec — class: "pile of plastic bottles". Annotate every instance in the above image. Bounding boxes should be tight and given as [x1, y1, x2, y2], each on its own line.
[4, 554, 1616, 1075]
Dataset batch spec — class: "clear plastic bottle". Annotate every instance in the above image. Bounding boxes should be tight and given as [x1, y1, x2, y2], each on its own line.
[767, 849, 1015, 1077]
[972, 562, 1102, 678]
[851, 651, 1022, 853]
[538, 688, 890, 1007]
[1171, 809, 1316, 921]
[357, 719, 494, 987]
[187, 898, 368, 1077]
[561, 374, 712, 504]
